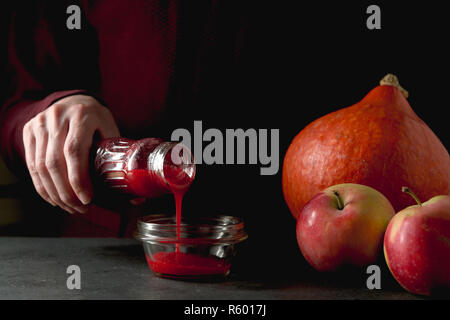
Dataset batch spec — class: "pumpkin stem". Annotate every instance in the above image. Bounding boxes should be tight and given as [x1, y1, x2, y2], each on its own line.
[380, 74, 409, 99]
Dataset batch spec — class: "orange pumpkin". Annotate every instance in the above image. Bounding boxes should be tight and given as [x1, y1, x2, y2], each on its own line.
[282, 74, 450, 219]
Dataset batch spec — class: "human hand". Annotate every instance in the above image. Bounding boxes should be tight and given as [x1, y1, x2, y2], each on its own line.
[23, 94, 120, 214]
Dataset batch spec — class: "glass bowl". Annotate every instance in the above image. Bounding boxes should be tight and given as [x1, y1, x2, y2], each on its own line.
[134, 215, 248, 280]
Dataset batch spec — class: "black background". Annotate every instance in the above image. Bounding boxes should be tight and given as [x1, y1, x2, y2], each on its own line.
[171, 1, 450, 274]
[1, 1, 449, 280]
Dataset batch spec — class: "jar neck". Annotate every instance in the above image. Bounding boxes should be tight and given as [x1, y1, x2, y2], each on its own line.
[148, 142, 195, 191]
[148, 142, 173, 189]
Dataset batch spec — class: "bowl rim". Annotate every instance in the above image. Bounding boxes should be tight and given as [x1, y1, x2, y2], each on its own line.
[134, 214, 248, 245]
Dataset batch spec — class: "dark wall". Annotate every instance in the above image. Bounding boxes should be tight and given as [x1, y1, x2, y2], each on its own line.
[1, 2, 448, 267]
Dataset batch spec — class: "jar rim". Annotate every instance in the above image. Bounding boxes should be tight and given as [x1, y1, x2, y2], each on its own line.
[134, 214, 248, 245]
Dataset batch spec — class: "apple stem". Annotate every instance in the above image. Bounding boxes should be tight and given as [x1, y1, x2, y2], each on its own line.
[402, 186, 422, 206]
[333, 191, 344, 210]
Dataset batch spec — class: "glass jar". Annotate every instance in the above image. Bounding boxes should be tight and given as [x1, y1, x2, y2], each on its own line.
[95, 138, 195, 198]
[134, 215, 248, 280]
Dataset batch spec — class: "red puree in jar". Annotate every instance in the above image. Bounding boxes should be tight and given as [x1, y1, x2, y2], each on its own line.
[125, 169, 165, 197]
[146, 252, 231, 277]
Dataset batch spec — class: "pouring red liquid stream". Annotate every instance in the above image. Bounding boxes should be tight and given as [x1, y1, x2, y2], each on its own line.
[163, 163, 190, 252]
[122, 153, 191, 249]
[96, 138, 230, 277]
[132, 164, 229, 276]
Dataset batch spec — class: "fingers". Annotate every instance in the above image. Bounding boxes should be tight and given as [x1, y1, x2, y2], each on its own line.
[97, 108, 120, 138]
[64, 111, 94, 206]
[23, 124, 56, 207]
[64, 104, 120, 204]
[46, 121, 88, 214]
[23, 106, 89, 214]
[34, 121, 72, 211]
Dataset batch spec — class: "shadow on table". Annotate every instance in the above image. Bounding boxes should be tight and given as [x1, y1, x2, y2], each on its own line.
[229, 239, 408, 294]
[230, 245, 450, 299]
[97, 243, 145, 262]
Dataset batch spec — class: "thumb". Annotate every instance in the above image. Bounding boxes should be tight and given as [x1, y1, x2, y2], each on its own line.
[97, 109, 120, 138]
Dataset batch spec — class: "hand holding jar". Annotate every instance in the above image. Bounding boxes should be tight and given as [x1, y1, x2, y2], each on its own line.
[22, 94, 120, 214]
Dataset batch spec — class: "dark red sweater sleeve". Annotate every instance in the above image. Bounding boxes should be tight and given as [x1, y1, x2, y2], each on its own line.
[1, 2, 100, 176]
[0, 91, 86, 173]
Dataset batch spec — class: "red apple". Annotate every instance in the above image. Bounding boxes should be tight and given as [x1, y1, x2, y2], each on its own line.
[384, 187, 450, 295]
[297, 183, 395, 271]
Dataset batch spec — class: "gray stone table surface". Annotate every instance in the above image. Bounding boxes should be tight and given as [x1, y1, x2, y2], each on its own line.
[0, 237, 423, 300]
